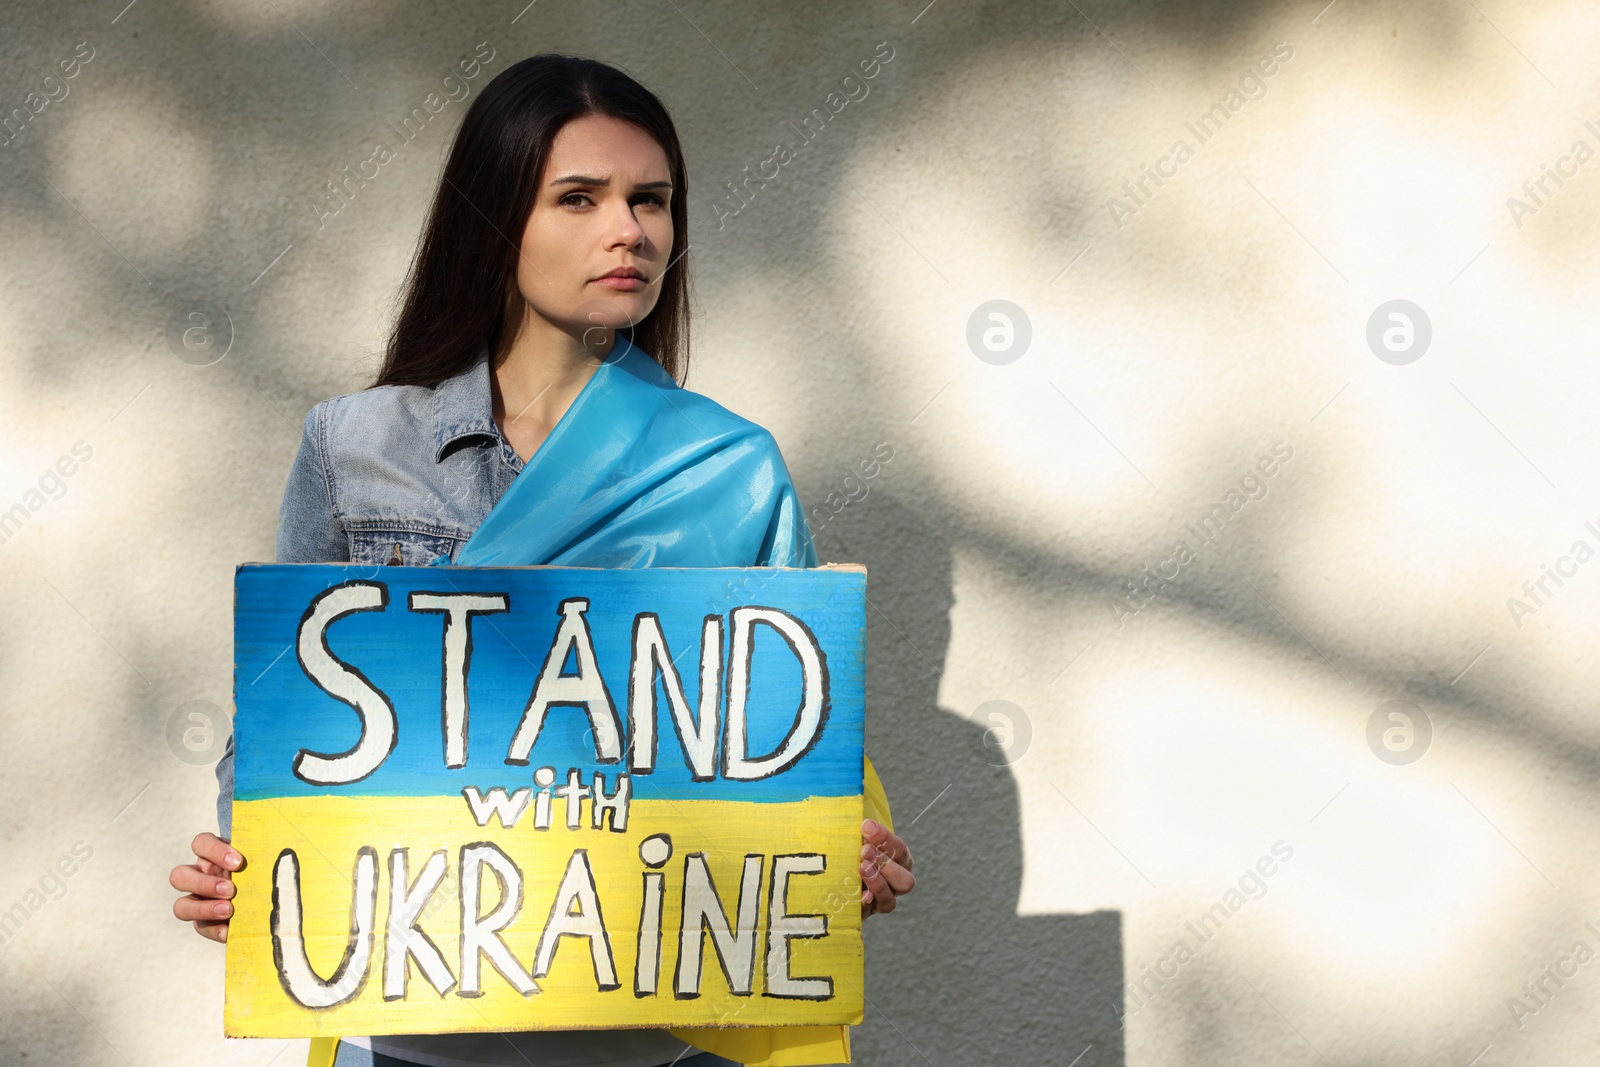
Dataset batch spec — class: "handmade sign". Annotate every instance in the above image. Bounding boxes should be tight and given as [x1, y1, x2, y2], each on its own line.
[225, 563, 866, 1038]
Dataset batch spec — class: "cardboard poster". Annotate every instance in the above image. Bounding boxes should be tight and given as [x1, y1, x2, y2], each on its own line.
[224, 563, 866, 1038]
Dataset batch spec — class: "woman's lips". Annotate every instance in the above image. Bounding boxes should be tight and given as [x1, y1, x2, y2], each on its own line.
[592, 276, 646, 290]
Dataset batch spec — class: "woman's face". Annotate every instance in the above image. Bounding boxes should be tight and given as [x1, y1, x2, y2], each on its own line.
[514, 113, 674, 346]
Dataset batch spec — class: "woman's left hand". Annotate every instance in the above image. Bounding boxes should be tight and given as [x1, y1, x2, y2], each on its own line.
[859, 818, 914, 918]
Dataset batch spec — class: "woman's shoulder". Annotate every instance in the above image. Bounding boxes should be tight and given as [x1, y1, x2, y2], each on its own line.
[306, 380, 436, 442]
[619, 342, 780, 445]
[297, 380, 461, 482]
[290, 375, 494, 562]
[675, 384, 777, 439]
[297, 381, 458, 501]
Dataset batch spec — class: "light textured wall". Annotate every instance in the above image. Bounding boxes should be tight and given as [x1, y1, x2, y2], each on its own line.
[2, 1, 1596, 1064]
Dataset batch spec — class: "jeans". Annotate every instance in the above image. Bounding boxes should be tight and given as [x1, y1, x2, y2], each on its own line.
[330, 1043, 743, 1067]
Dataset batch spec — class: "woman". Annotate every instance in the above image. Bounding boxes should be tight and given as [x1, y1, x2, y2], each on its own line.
[169, 54, 914, 1067]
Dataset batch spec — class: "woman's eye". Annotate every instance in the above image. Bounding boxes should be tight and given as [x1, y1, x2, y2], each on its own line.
[558, 191, 666, 208]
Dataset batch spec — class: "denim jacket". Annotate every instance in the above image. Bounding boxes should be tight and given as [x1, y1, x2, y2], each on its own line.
[214, 352, 522, 836]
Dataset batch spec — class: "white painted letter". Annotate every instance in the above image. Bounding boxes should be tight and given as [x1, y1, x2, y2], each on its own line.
[408, 592, 509, 768]
[458, 843, 538, 997]
[507, 598, 622, 765]
[675, 853, 764, 996]
[629, 614, 722, 778]
[384, 848, 455, 999]
[270, 847, 378, 1008]
[294, 582, 396, 785]
[723, 607, 827, 780]
[635, 834, 672, 996]
[533, 849, 619, 990]
[766, 854, 832, 998]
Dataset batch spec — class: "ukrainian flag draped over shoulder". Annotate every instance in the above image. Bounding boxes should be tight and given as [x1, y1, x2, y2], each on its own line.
[454, 334, 817, 571]
[440, 333, 883, 1066]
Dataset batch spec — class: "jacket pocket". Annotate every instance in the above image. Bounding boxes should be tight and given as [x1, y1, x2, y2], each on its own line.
[347, 525, 466, 566]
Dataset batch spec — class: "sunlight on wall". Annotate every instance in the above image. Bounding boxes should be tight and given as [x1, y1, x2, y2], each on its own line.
[51, 91, 216, 260]
[180, 0, 342, 34]
[845, 2, 1600, 1065]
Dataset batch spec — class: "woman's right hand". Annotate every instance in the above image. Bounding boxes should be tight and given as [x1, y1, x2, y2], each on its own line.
[170, 832, 244, 943]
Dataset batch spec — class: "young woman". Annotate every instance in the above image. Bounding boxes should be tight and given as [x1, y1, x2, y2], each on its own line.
[168, 54, 913, 1067]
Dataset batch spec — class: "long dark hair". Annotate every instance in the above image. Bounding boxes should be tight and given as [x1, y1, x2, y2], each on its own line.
[374, 54, 690, 388]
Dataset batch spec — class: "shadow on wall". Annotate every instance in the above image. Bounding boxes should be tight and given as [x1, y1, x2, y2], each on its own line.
[821, 491, 1123, 1067]
[0, 985, 102, 1065]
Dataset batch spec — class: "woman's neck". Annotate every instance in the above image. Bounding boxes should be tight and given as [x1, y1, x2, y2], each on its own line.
[491, 310, 612, 463]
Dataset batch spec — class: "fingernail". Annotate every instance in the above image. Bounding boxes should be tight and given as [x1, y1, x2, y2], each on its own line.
[860, 860, 874, 876]
[214, 901, 231, 917]
[216, 881, 233, 897]
[862, 819, 880, 836]
[225, 853, 241, 869]
[861, 843, 875, 860]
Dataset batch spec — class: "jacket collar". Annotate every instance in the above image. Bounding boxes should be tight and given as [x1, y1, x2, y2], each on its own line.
[431, 349, 501, 462]
[430, 335, 653, 463]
